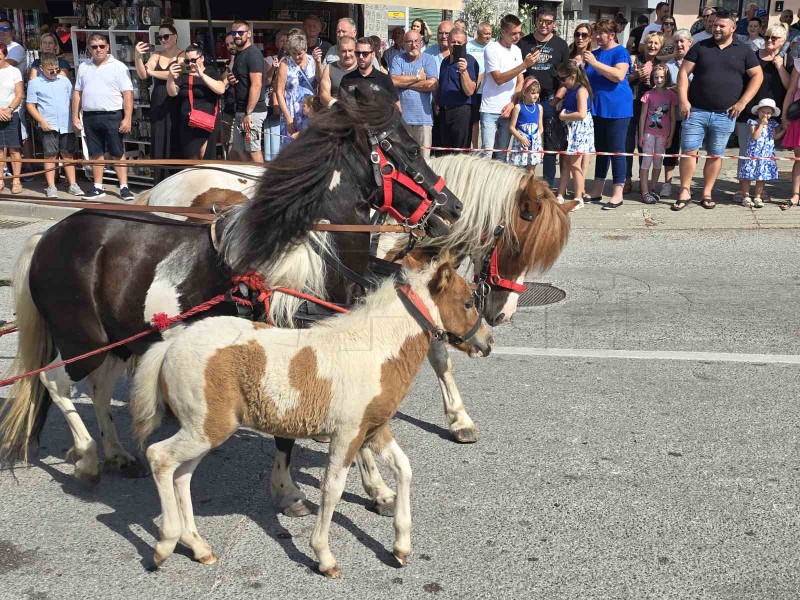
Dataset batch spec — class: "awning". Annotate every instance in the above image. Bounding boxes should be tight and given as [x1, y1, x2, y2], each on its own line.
[311, 0, 463, 10]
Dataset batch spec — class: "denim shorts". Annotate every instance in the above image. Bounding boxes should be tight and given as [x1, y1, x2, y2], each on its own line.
[83, 110, 125, 158]
[41, 131, 76, 157]
[680, 108, 735, 156]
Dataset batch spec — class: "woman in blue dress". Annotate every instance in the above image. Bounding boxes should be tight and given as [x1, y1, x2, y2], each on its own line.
[274, 30, 319, 147]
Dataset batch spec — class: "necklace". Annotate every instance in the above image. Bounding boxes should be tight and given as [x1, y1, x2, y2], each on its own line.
[522, 102, 537, 114]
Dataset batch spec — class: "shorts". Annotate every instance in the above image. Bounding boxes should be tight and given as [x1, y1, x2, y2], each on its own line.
[83, 110, 125, 158]
[221, 112, 235, 145]
[41, 130, 76, 157]
[0, 111, 22, 148]
[470, 94, 482, 124]
[680, 108, 735, 157]
[232, 111, 267, 152]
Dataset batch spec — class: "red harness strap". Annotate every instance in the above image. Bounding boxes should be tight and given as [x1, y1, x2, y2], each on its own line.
[487, 248, 527, 294]
[375, 148, 445, 225]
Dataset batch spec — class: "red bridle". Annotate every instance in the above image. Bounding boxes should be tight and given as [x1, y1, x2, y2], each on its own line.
[474, 225, 528, 308]
[373, 146, 446, 226]
[484, 247, 527, 293]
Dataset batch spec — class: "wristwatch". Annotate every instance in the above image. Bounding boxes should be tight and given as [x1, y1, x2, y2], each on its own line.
[415, 72, 421, 82]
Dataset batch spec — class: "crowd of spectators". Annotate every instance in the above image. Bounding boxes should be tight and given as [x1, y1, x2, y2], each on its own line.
[6, 9, 800, 211]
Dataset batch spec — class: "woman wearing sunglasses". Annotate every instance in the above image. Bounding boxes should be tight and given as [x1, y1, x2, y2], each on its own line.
[657, 18, 677, 61]
[0, 42, 23, 194]
[134, 18, 184, 183]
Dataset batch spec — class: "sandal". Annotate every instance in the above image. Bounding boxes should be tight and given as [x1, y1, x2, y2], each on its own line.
[779, 194, 799, 211]
[700, 197, 716, 209]
[671, 199, 689, 211]
[10, 182, 22, 194]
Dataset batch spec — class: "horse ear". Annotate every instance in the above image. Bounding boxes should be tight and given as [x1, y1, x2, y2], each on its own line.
[560, 200, 580, 213]
[430, 261, 454, 294]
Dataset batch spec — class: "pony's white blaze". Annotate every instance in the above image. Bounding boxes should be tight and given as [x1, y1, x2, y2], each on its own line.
[328, 170, 342, 191]
[497, 274, 526, 322]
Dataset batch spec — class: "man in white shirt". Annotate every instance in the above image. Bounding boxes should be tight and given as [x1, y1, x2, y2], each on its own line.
[73, 33, 134, 200]
[480, 14, 535, 159]
[692, 7, 716, 43]
[641, 2, 671, 41]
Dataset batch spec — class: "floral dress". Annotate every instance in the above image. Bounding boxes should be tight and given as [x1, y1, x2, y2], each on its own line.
[739, 119, 778, 181]
[510, 102, 542, 167]
[280, 58, 317, 146]
[562, 86, 595, 155]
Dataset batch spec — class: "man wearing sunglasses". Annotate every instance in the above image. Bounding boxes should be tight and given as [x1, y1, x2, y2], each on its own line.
[0, 20, 25, 70]
[517, 7, 568, 186]
[73, 33, 134, 200]
[228, 20, 267, 162]
[692, 7, 716, 43]
[26, 53, 83, 198]
[340, 38, 399, 108]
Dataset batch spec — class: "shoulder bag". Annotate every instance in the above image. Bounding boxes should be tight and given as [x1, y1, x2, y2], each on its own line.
[187, 74, 218, 132]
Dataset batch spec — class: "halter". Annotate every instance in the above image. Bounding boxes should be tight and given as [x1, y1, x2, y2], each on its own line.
[473, 208, 537, 308]
[396, 284, 484, 346]
[368, 128, 447, 229]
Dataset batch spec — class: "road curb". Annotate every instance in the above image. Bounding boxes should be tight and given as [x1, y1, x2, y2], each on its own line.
[0, 201, 78, 221]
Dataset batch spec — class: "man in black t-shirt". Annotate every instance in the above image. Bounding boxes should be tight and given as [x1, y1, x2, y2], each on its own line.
[222, 33, 238, 158]
[626, 15, 651, 57]
[229, 19, 267, 162]
[339, 38, 400, 107]
[674, 10, 762, 210]
[516, 6, 569, 187]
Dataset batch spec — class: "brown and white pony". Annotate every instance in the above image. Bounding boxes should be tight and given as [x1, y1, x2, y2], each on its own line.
[131, 260, 492, 577]
[139, 154, 577, 443]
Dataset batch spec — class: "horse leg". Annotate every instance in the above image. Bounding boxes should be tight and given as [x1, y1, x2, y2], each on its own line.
[87, 355, 149, 478]
[146, 431, 211, 567]
[369, 425, 413, 566]
[39, 357, 101, 485]
[356, 447, 396, 517]
[310, 431, 362, 578]
[174, 452, 216, 564]
[427, 339, 478, 443]
[271, 437, 313, 517]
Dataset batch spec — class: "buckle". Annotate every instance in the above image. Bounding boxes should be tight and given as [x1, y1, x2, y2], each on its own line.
[370, 151, 380, 164]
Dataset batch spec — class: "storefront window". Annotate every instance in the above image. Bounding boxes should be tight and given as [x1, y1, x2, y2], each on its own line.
[698, 0, 771, 18]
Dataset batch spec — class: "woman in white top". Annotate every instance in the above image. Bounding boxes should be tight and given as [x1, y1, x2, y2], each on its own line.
[0, 43, 23, 193]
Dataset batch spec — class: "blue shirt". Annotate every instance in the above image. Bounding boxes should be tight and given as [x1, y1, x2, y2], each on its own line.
[466, 39, 488, 93]
[26, 74, 74, 134]
[390, 53, 439, 126]
[437, 55, 479, 107]
[585, 45, 634, 119]
[424, 44, 447, 72]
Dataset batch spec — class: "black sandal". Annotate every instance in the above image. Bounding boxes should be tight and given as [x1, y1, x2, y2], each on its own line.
[779, 194, 799, 211]
[671, 199, 690, 211]
[700, 197, 716, 209]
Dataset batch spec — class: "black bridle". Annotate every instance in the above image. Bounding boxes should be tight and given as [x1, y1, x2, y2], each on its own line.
[395, 283, 484, 346]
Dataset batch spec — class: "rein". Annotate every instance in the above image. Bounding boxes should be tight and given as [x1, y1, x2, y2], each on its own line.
[395, 283, 483, 346]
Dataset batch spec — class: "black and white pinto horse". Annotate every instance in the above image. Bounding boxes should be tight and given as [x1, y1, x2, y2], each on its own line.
[0, 89, 463, 505]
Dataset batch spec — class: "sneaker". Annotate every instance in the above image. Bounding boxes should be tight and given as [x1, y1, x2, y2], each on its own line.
[119, 186, 135, 201]
[742, 196, 753, 207]
[555, 194, 565, 204]
[753, 196, 764, 208]
[44, 185, 58, 199]
[660, 183, 673, 197]
[83, 187, 106, 199]
[67, 183, 84, 196]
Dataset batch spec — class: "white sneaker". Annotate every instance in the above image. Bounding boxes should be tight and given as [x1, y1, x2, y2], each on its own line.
[660, 182, 673, 197]
[555, 194, 565, 204]
[753, 196, 764, 208]
[67, 183, 84, 196]
[44, 185, 58, 198]
[742, 196, 753, 207]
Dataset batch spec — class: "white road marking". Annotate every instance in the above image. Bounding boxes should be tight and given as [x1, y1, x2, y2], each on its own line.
[491, 347, 800, 365]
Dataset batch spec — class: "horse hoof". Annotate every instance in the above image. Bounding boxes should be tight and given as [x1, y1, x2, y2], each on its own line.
[321, 565, 342, 579]
[394, 551, 410, 566]
[283, 499, 314, 518]
[153, 552, 168, 568]
[371, 499, 395, 517]
[451, 428, 479, 444]
[196, 552, 217, 565]
[104, 456, 151, 478]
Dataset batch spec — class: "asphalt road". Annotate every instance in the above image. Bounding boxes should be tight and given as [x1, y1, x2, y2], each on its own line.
[1, 214, 799, 600]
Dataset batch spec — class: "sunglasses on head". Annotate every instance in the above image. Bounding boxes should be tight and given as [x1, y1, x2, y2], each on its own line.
[575, 32, 589, 38]
[90, 44, 107, 50]
[229, 30, 248, 37]
[157, 33, 173, 41]
[355, 50, 373, 57]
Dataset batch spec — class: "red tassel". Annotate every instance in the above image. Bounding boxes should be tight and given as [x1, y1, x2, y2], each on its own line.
[151, 312, 172, 331]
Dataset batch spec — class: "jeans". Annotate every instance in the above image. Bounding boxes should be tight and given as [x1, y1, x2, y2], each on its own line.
[480, 111, 511, 160]
[263, 114, 281, 162]
[680, 108, 735, 156]
[593, 116, 630, 185]
[541, 95, 557, 186]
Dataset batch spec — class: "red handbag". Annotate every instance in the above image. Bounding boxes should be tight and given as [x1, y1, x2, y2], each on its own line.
[187, 74, 218, 132]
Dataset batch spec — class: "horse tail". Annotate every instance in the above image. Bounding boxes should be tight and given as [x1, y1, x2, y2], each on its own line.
[130, 338, 172, 447]
[133, 188, 151, 206]
[0, 234, 55, 465]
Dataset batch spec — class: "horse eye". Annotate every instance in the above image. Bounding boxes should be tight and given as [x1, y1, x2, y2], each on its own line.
[464, 301, 474, 309]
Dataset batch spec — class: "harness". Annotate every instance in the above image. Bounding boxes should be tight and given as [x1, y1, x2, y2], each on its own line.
[395, 283, 483, 346]
[368, 128, 447, 229]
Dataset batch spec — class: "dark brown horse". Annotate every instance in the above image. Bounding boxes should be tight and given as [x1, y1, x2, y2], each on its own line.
[0, 89, 463, 503]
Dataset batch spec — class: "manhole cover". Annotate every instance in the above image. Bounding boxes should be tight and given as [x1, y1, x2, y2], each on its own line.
[517, 283, 566, 307]
[0, 218, 37, 229]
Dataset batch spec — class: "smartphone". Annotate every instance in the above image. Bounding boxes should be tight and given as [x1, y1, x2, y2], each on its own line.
[452, 44, 466, 61]
[180, 63, 191, 75]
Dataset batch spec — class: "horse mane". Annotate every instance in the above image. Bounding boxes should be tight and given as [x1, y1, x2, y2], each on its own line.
[220, 91, 400, 274]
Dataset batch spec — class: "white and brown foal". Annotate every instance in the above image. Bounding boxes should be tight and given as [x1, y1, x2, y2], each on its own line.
[130, 260, 492, 577]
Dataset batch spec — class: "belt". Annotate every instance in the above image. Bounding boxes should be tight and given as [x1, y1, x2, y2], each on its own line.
[82, 109, 123, 115]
